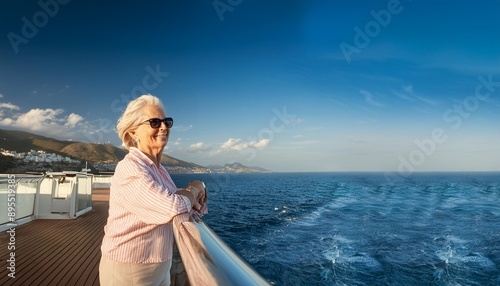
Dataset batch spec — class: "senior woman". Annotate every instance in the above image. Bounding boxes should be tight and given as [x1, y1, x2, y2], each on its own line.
[99, 94, 207, 286]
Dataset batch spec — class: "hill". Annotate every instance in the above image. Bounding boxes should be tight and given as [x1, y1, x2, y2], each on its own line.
[0, 129, 270, 173]
[0, 129, 207, 172]
[207, 162, 271, 173]
[0, 129, 72, 155]
[61, 142, 128, 163]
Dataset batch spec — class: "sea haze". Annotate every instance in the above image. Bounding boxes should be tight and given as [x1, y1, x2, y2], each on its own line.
[171, 172, 500, 285]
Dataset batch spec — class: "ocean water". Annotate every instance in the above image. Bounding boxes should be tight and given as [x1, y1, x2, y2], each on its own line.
[171, 172, 500, 286]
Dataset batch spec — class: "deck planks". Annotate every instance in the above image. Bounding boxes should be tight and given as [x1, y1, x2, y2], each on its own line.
[0, 191, 110, 286]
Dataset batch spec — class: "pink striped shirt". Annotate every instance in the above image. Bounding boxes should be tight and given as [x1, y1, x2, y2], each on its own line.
[100, 147, 192, 264]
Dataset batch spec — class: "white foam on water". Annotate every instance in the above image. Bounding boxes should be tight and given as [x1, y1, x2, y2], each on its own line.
[434, 236, 497, 273]
[435, 245, 454, 264]
[293, 203, 339, 226]
[294, 209, 325, 226]
[440, 197, 469, 209]
[323, 246, 341, 263]
[321, 234, 383, 273]
[459, 253, 497, 271]
[345, 253, 383, 270]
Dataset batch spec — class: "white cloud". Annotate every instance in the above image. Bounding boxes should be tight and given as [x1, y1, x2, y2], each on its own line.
[393, 90, 414, 101]
[0, 93, 3, 98]
[15, 108, 64, 130]
[403, 85, 413, 94]
[0, 103, 20, 118]
[0, 118, 13, 125]
[414, 95, 438, 106]
[221, 138, 242, 150]
[220, 137, 270, 151]
[65, 113, 84, 127]
[188, 142, 212, 152]
[0, 102, 20, 110]
[252, 139, 270, 149]
[0, 104, 94, 141]
[173, 124, 193, 131]
[361, 90, 385, 107]
[393, 85, 438, 106]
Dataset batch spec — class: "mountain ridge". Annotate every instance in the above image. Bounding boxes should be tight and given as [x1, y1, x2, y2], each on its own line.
[207, 162, 272, 173]
[0, 129, 270, 173]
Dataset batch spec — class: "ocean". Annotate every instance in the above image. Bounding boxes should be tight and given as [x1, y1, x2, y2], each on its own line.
[170, 172, 500, 286]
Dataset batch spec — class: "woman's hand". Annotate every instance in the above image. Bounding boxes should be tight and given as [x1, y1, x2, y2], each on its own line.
[187, 180, 207, 212]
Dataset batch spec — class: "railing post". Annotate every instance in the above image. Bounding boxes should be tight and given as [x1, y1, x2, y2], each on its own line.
[69, 178, 77, 218]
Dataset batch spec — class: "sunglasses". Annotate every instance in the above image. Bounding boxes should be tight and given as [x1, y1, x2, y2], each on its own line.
[140, 117, 174, 129]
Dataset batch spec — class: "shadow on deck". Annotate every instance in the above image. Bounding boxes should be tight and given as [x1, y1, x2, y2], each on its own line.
[0, 189, 110, 286]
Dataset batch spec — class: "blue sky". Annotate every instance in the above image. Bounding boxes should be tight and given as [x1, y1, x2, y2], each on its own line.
[1, 0, 499, 172]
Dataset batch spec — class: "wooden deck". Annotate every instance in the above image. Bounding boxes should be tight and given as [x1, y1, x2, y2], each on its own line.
[0, 189, 110, 286]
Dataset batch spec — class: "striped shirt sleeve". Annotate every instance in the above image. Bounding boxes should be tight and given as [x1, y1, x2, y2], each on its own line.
[113, 152, 191, 225]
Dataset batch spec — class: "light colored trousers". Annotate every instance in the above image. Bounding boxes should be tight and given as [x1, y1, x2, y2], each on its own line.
[99, 256, 172, 286]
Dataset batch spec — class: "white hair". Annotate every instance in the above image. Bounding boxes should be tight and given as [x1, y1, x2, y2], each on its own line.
[117, 94, 165, 149]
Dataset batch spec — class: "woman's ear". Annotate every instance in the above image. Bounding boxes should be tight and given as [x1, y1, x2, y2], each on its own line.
[128, 130, 138, 141]
[129, 130, 140, 144]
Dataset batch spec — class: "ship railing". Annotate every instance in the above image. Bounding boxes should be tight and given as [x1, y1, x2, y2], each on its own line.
[0, 172, 94, 231]
[1, 173, 271, 285]
[171, 213, 271, 285]
[93, 174, 112, 189]
[0, 174, 44, 231]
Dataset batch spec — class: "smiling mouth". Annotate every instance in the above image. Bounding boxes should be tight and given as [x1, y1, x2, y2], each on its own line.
[155, 133, 167, 137]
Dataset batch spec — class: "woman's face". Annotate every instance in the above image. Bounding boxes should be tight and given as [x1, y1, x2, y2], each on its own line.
[133, 105, 170, 151]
